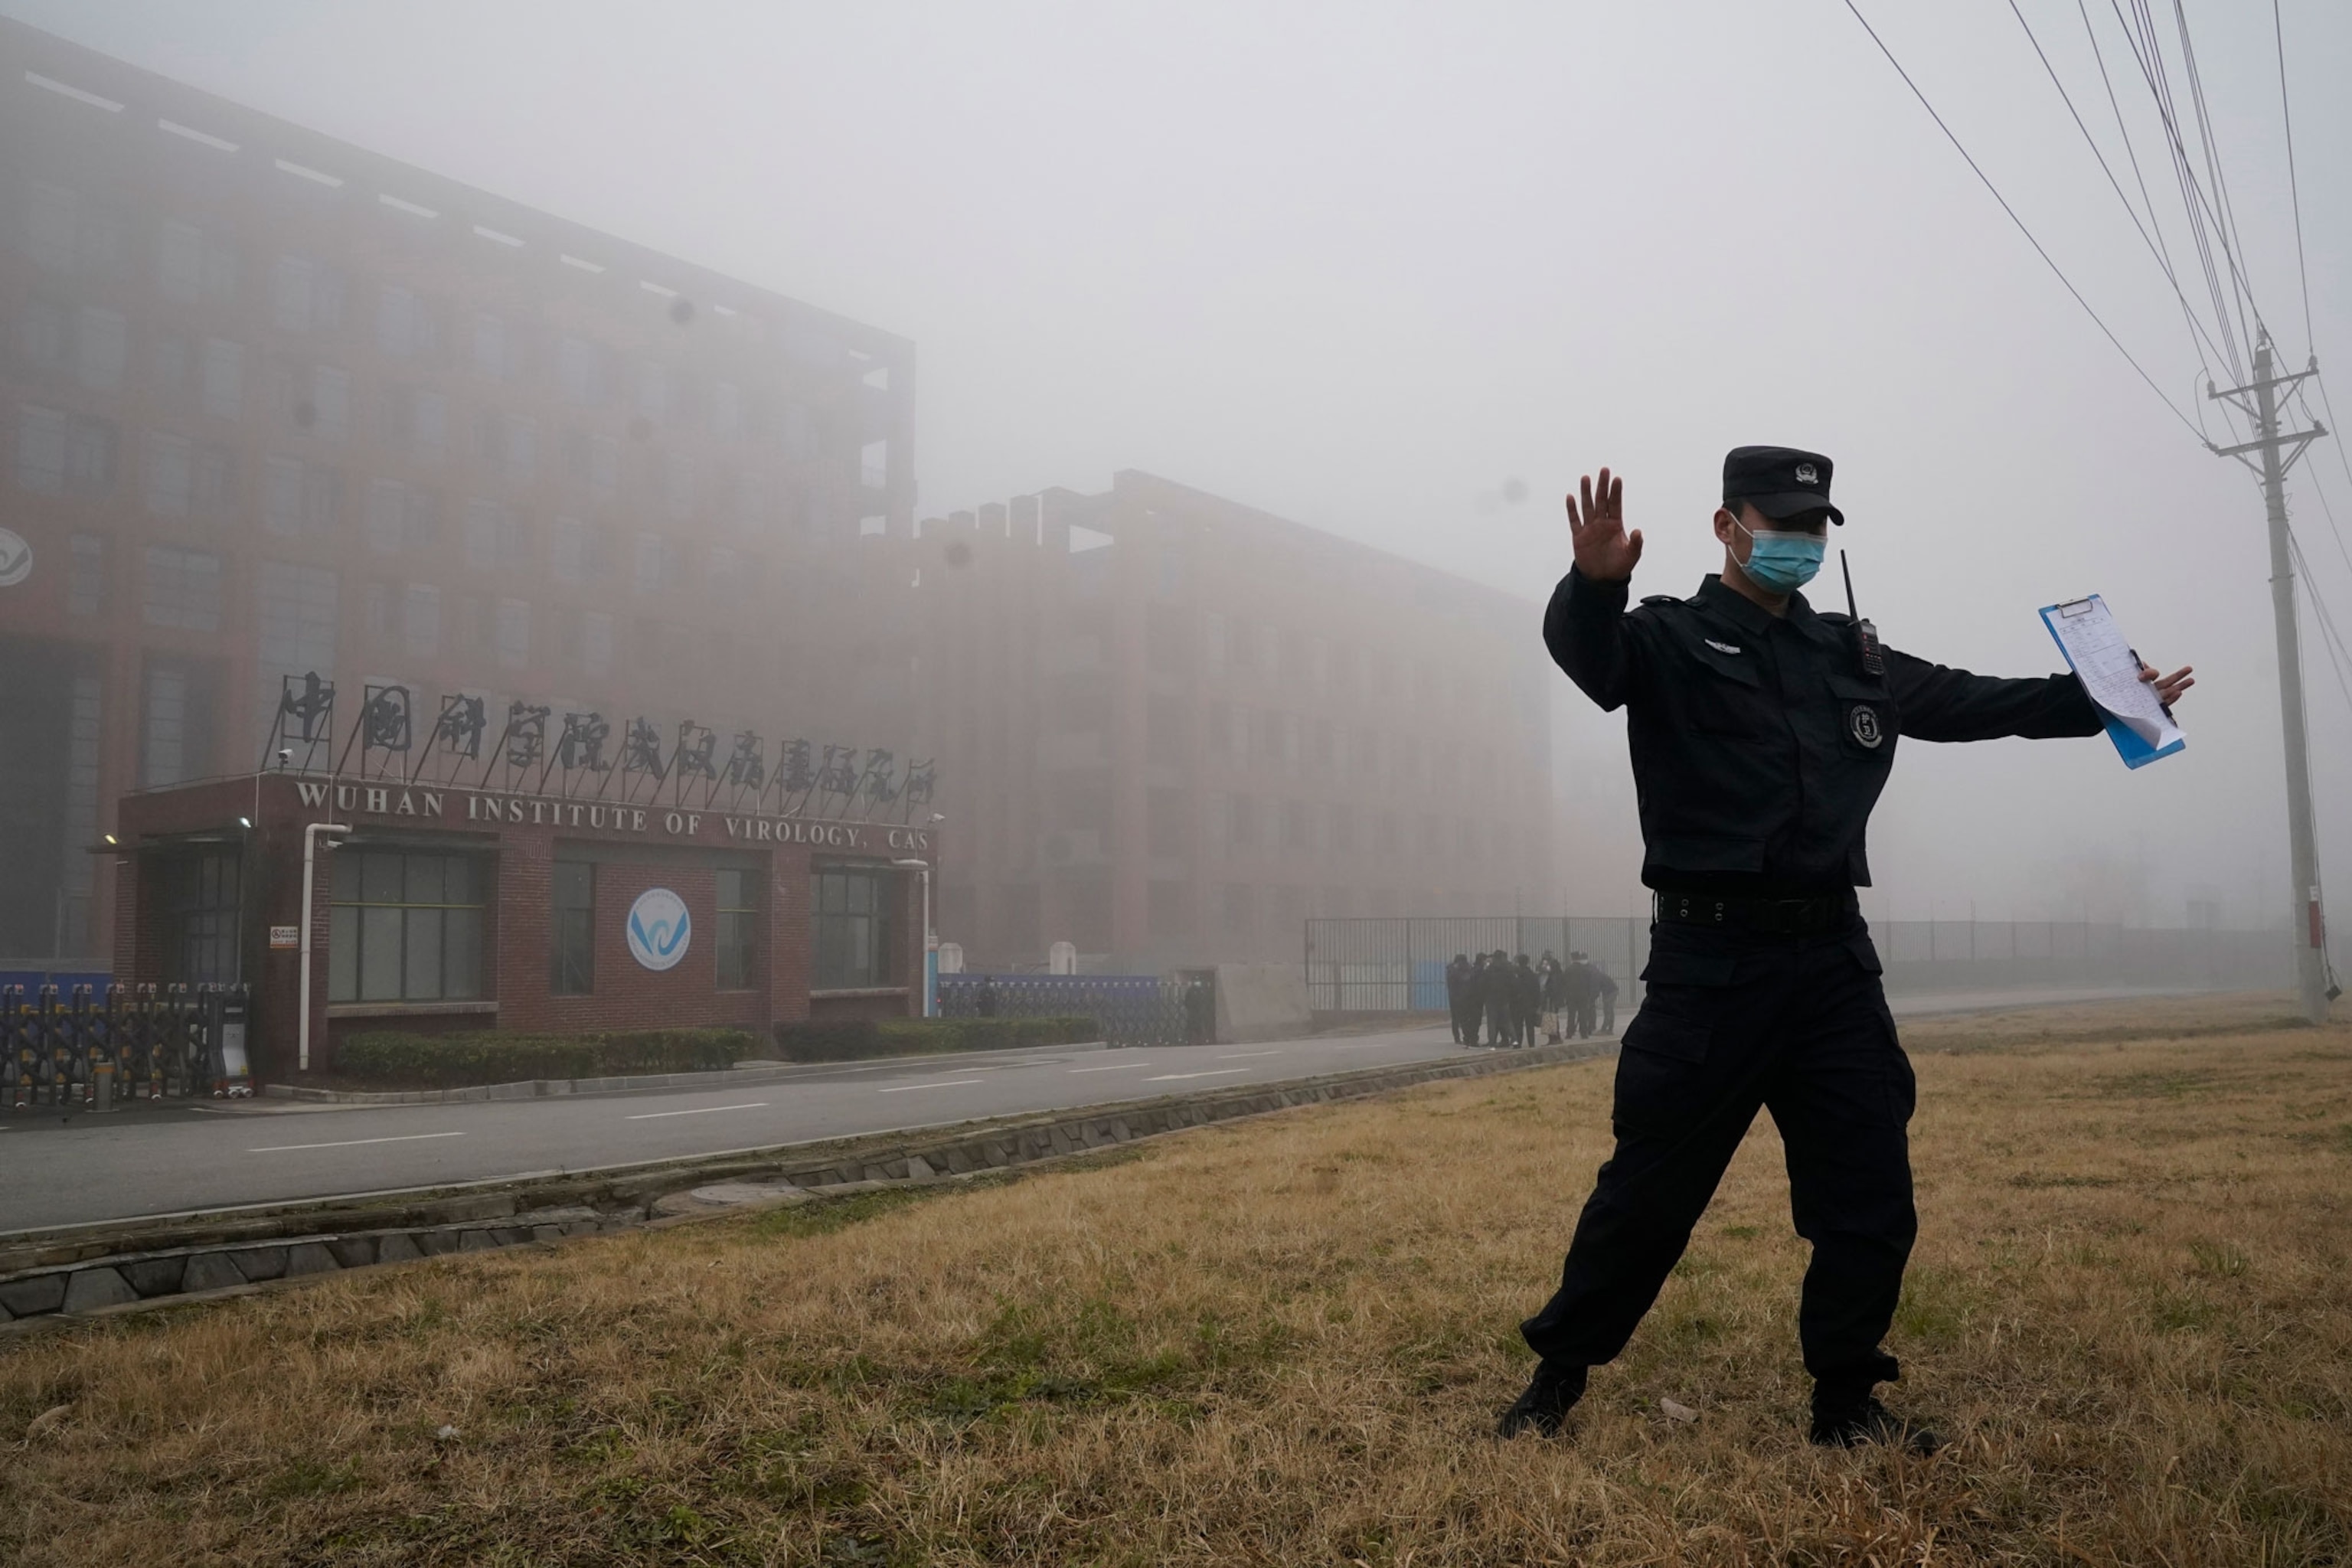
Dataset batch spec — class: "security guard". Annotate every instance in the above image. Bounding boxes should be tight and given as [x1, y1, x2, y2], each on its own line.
[1498, 448, 2193, 1451]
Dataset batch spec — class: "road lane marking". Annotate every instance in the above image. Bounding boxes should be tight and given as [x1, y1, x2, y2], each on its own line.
[1145, 1068, 1253, 1082]
[625, 1102, 770, 1121]
[877, 1079, 985, 1093]
[250, 1131, 466, 1153]
[1067, 1062, 1152, 1073]
[1217, 1050, 1282, 1059]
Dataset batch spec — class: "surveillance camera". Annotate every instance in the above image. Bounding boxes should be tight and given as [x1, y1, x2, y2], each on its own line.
[276, 747, 292, 765]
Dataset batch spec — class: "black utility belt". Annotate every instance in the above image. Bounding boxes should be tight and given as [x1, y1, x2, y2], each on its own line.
[1651, 890, 1857, 936]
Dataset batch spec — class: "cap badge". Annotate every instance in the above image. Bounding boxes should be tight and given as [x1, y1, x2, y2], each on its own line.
[1794, 462, 1819, 485]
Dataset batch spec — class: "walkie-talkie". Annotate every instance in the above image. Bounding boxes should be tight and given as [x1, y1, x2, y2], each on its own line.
[1841, 550, 1884, 677]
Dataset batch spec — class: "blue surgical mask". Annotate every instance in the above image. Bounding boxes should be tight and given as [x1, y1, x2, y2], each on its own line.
[1734, 520, 1825, 594]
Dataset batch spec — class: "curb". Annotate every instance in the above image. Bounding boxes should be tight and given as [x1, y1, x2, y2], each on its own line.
[0, 1040, 1612, 1337]
[259, 1037, 1116, 1105]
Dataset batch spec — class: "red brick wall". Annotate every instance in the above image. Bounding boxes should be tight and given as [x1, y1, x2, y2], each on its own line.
[116, 773, 936, 1076]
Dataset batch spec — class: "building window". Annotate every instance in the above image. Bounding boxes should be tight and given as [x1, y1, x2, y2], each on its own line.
[142, 546, 223, 631]
[716, 867, 757, 989]
[145, 432, 194, 517]
[551, 860, 593, 994]
[328, 851, 486, 1004]
[201, 338, 243, 420]
[195, 443, 239, 514]
[68, 534, 105, 616]
[74, 305, 126, 392]
[580, 609, 612, 678]
[812, 868, 891, 991]
[403, 583, 440, 660]
[159, 851, 240, 986]
[495, 598, 530, 669]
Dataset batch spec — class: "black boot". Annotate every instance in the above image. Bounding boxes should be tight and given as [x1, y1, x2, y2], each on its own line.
[1496, 1360, 1587, 1439]
[1809, 1393, 1944, 1455]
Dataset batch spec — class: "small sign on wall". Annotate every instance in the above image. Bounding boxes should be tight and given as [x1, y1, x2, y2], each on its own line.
[270, 925, 299, 949]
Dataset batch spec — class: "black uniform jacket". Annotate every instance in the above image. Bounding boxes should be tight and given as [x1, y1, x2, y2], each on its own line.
[1544, 569, 2102, 891]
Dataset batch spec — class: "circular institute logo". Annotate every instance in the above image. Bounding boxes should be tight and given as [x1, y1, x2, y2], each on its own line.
[0, 528, 31, 590]
[626, 887, 691, 972]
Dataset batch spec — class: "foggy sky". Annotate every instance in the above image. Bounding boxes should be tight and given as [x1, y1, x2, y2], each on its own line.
[14, 0, 2350, 939]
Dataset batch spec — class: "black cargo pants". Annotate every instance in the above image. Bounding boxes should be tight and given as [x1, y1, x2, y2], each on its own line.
[1519, 919, 1916, 1396]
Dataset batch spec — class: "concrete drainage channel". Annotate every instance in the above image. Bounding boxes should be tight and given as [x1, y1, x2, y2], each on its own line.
[0, 1040, 1609, 1337]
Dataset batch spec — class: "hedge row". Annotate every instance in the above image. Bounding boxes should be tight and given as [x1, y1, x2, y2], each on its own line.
[769, 1015, 1099, 1063]
[337, 1027, 756, 1088]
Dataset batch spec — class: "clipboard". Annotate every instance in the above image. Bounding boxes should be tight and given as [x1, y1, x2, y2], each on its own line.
[2038, 594, 2185, 769]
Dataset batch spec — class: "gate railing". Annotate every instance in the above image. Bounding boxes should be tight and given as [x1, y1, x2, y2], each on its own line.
[4, 982, 256, 1108]
[937, 973, 1214, 1047]
[1304, 918, 1646, 1014]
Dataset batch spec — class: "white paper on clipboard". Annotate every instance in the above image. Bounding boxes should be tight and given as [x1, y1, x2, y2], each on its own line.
[2042, 595, 2183, 757]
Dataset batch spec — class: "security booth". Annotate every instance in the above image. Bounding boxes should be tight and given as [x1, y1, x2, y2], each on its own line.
[108, 765, 940, 1083]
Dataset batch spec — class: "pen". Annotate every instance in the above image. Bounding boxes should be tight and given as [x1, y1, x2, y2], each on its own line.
[2129, 648, 2174, 720]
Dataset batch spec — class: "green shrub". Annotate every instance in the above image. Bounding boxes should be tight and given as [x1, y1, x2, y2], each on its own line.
[337, 1027, 756, 1088]
[770, 1015, 1099, 1063]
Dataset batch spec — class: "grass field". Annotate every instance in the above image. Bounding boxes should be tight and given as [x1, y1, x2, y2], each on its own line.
[4, 994, 2350, 1565]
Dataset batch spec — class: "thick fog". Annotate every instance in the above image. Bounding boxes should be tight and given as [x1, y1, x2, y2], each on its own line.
[18, 0, 2350, 939]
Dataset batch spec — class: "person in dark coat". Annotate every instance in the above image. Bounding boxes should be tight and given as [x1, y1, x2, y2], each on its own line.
[1446, 954, 1475, 1044]
[1596, 967, 1619, 1035]
[1505, 954, 1534, 1047]
[1560, 952, 1599, 1039]
[1538, 952, 1566, 1042]
[1482, 950, 1514, 1048]
[1465, 953, 1489, 1044]
[1498, 451, 2193, 1453]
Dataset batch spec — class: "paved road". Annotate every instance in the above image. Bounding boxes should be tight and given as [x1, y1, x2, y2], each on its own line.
[0, 1025, 1519, 1234]
[0, 985, 2203, 1236]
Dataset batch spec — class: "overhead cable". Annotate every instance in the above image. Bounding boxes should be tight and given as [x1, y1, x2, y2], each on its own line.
[2018, 0, 2233, 386]
[2272, 0, 2314, 358]
[1839, 0, 2203, 441]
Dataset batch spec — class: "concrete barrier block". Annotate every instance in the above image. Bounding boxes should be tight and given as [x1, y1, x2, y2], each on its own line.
[327, 1238, 377, 1269]
[122, 1256, 188, 1297]
[0, 1273, 69, 1316]
[232, 1247, 289, 1282]
[531, 1225, 564, 1243]
[181, 1253, 245, 1293]
[63, 1268, 138, 1313]
[457, 1231, 498, 1252]
[416, 1231, 460, 1256]
[284, 1243, 340, 1278]
[375, 1233, 423, 1264]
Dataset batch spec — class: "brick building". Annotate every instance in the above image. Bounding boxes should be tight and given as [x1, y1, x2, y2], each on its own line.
[911, 471, 1555, 970]
[111, 769, 936, 1078]
[0, 17, 916, 972]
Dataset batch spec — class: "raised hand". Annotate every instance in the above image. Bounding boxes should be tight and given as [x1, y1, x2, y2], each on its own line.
[1566, 468, 1643, 583]
[2138, 660, 2194, 710]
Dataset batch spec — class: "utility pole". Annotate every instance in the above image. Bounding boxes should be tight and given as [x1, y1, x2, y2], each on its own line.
[2209, 330, 2334, 1021]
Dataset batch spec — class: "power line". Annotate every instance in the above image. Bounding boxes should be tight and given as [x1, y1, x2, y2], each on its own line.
[2012, 0, 2233, 379]
[1838, 0, 2204, 440]
[2272, 0, 2314, 357]
[2113, 0, 2252, 379]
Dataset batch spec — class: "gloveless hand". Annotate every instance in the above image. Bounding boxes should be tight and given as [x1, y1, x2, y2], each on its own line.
[1566, 468, 1643, 583]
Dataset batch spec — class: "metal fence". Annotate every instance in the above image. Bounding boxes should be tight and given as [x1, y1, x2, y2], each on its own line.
[1304, 918, 1647, 1014]
[938, 972, 1213, 1047]
[1305, 916, 2300, 1014]
[4, 982, 256, 1106]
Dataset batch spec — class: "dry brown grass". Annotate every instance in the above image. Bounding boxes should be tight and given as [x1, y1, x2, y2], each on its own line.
[5, 994, 2350, 1566]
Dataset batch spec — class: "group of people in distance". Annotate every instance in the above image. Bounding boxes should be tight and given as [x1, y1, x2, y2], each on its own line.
[1445, 949, 1616, 1049]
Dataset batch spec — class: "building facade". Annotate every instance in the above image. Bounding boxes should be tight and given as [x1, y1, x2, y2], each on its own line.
[112, 770, 936, 1079]
[0, 17, 916, 971]
[911, 471, 1555, 971]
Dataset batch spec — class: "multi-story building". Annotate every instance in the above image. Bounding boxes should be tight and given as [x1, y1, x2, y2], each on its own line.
[0, 17, 916, 971]
[912, 470, 1556, 970]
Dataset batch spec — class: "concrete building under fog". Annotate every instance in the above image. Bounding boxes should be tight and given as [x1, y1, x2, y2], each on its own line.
[911, 472, 1555, 970]
[0, 18, 916, 972]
